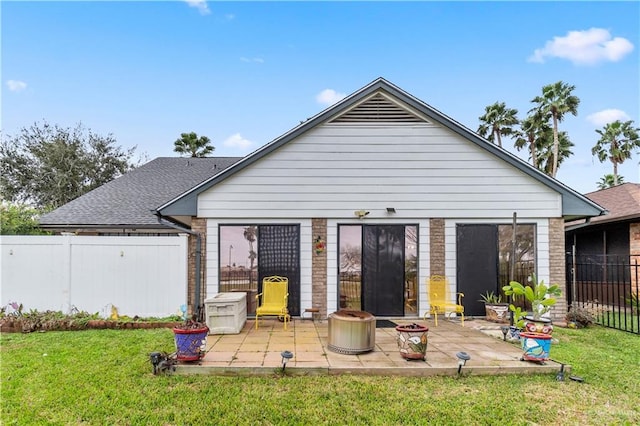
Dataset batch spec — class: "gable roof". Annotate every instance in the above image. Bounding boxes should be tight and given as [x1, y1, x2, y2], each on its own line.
[157, 77, 605, 221]
[566, 183, 640, 230]
[40, 157, 241, 231]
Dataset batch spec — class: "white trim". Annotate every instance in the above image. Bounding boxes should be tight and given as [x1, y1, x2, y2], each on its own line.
[204, 218, 313, 315]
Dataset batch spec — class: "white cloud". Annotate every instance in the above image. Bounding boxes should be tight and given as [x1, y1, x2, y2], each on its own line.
[316, 89, 346, 106]
[586, 109, 631, 127]
[6, 80, 27, 92]
[240, 57, 264, 64]
[183, 0, 210, 16]
[528, 28, 634, 65]
[225, 14, 235, 21]
[223, 133, 253, 150]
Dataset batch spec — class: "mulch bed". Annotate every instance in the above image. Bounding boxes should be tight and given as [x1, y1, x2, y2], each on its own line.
[0, 319, 181, 333]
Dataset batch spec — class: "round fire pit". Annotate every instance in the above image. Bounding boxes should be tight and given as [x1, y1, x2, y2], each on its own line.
[327, 310, 375, 354]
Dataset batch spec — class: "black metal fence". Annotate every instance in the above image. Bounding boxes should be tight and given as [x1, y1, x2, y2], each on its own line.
[566, 254, 640, 334]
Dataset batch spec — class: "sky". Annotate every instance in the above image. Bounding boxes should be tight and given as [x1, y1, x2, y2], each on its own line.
[2, 1, 639, 194]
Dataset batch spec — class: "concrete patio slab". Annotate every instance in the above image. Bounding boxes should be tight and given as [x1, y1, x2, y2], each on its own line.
[174, 317, 567, 377]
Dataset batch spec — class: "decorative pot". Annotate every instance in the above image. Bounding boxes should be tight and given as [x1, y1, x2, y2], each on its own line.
[509, 326, 521, 340]
[523, 316, 553, 335]
[173, 326, 209, 361]
[396, 323, 429, 361]
[484, 303, 510, 323]
[520, 332, 552, 362]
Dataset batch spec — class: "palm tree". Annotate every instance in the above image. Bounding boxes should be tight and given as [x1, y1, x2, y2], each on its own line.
[513, 111, 550, 169]
[535, 130, 574, 176]
[598, 174, 625, 190]
[173, 132, 214, 157]
[592, 120, 640, 186]
[243, 226, 257, 286]
[530, 81, 580, 178]
[477, 102, 519, 147]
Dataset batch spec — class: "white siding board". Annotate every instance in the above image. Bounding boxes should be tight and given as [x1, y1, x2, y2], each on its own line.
[198, 123, 561, 220]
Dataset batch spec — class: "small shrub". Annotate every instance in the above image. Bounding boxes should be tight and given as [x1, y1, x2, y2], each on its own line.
[0, 302, 178, 332]
[565, 304, 594, 328]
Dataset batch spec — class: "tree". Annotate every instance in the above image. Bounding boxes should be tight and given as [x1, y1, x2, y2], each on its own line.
[591, 120, 640, 186]
[513, 111, 550, 169]
[243, 225, 257, 286]
[0, 202, 50, 235]
[173, 132, 214, 157]
[477, 102, 519, 147]
[0, 121, 137, 209]
[535, 130, 574, 176]
[530, 81, 580, 178]
[598, 174, 625, 190]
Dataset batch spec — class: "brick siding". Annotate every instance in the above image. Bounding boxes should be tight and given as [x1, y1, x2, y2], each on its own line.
[430, 218, 445, 276]
[311, 218, 328, 317]
[548, 218, 566, 320]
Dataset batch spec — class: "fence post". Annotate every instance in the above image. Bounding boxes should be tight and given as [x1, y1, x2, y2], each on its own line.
[571, 244, 576, 307]
[60, 233, 73, 313]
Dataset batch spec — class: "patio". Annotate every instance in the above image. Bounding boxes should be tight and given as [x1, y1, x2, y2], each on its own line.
[175, 317, 566, 377]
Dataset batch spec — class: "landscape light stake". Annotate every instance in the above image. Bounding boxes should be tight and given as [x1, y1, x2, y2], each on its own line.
[281, 350, 293, 372]
[500, 325, 510, 341]
[456, 351, 471, 376]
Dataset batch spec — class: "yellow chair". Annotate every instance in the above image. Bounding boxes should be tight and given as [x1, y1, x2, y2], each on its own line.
[255, 276, 290, 330]
[424, 275, 464, 326]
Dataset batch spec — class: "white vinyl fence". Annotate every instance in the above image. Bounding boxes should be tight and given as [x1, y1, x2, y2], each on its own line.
[0, 235, 188, 317]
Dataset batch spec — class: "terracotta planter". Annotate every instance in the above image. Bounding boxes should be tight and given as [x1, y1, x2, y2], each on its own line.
[523, 316, 553, 335]
[520, 332, 552, 362]
[173, 326, 209, 361]
[484, 303, 510, 323]
[396, 323, 429, 361]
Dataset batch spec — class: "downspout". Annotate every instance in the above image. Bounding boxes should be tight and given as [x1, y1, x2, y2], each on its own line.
[154, 212, 203, 322]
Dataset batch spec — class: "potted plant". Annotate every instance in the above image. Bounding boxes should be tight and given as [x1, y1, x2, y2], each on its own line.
[172, 316, 209, 361]
[506, 305, 527, 340]
[395, 322, 429, 361]
[502, 275, 561, 362]
[478, 291, 509, 323]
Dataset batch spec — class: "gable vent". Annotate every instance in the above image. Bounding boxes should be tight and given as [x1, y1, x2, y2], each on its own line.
[331, 93, 425, 123]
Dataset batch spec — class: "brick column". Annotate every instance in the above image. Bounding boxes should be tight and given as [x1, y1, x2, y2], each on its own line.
[311, 218, 327, 317]
[187, 218, 207, 318]
[629, 223, 640, 296]
[430, 218, 445, 276]
[548, 218, 566, 320]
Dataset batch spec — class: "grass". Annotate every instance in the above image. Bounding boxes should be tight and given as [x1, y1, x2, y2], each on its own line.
[1, 326, 639, 425]
[597, 311, 640, 333]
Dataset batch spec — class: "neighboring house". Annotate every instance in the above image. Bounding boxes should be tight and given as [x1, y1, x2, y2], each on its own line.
[41, 78, 605, 320]
[565, 183, 640, 302]
[565, 183, 639, 259]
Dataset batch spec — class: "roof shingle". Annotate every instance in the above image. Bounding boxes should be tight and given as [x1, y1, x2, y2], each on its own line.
[39, 157, 241, 229]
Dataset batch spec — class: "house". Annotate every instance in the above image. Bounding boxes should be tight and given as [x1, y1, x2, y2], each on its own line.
[565, 183, 639, 259]
[40, 156, 242, 235]
[565, 183, 639, 303]
[41, 78, 605, 320]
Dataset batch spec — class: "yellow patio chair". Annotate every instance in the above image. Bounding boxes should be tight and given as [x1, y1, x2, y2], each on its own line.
[424, 275, 464, 327]
[255, 276, 290, 330]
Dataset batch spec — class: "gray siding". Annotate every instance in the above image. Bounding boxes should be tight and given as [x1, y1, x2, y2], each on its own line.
[198, 123, 561, 219]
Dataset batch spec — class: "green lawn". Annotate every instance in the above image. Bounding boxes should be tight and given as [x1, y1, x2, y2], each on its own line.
[1, 326, 639, 425]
